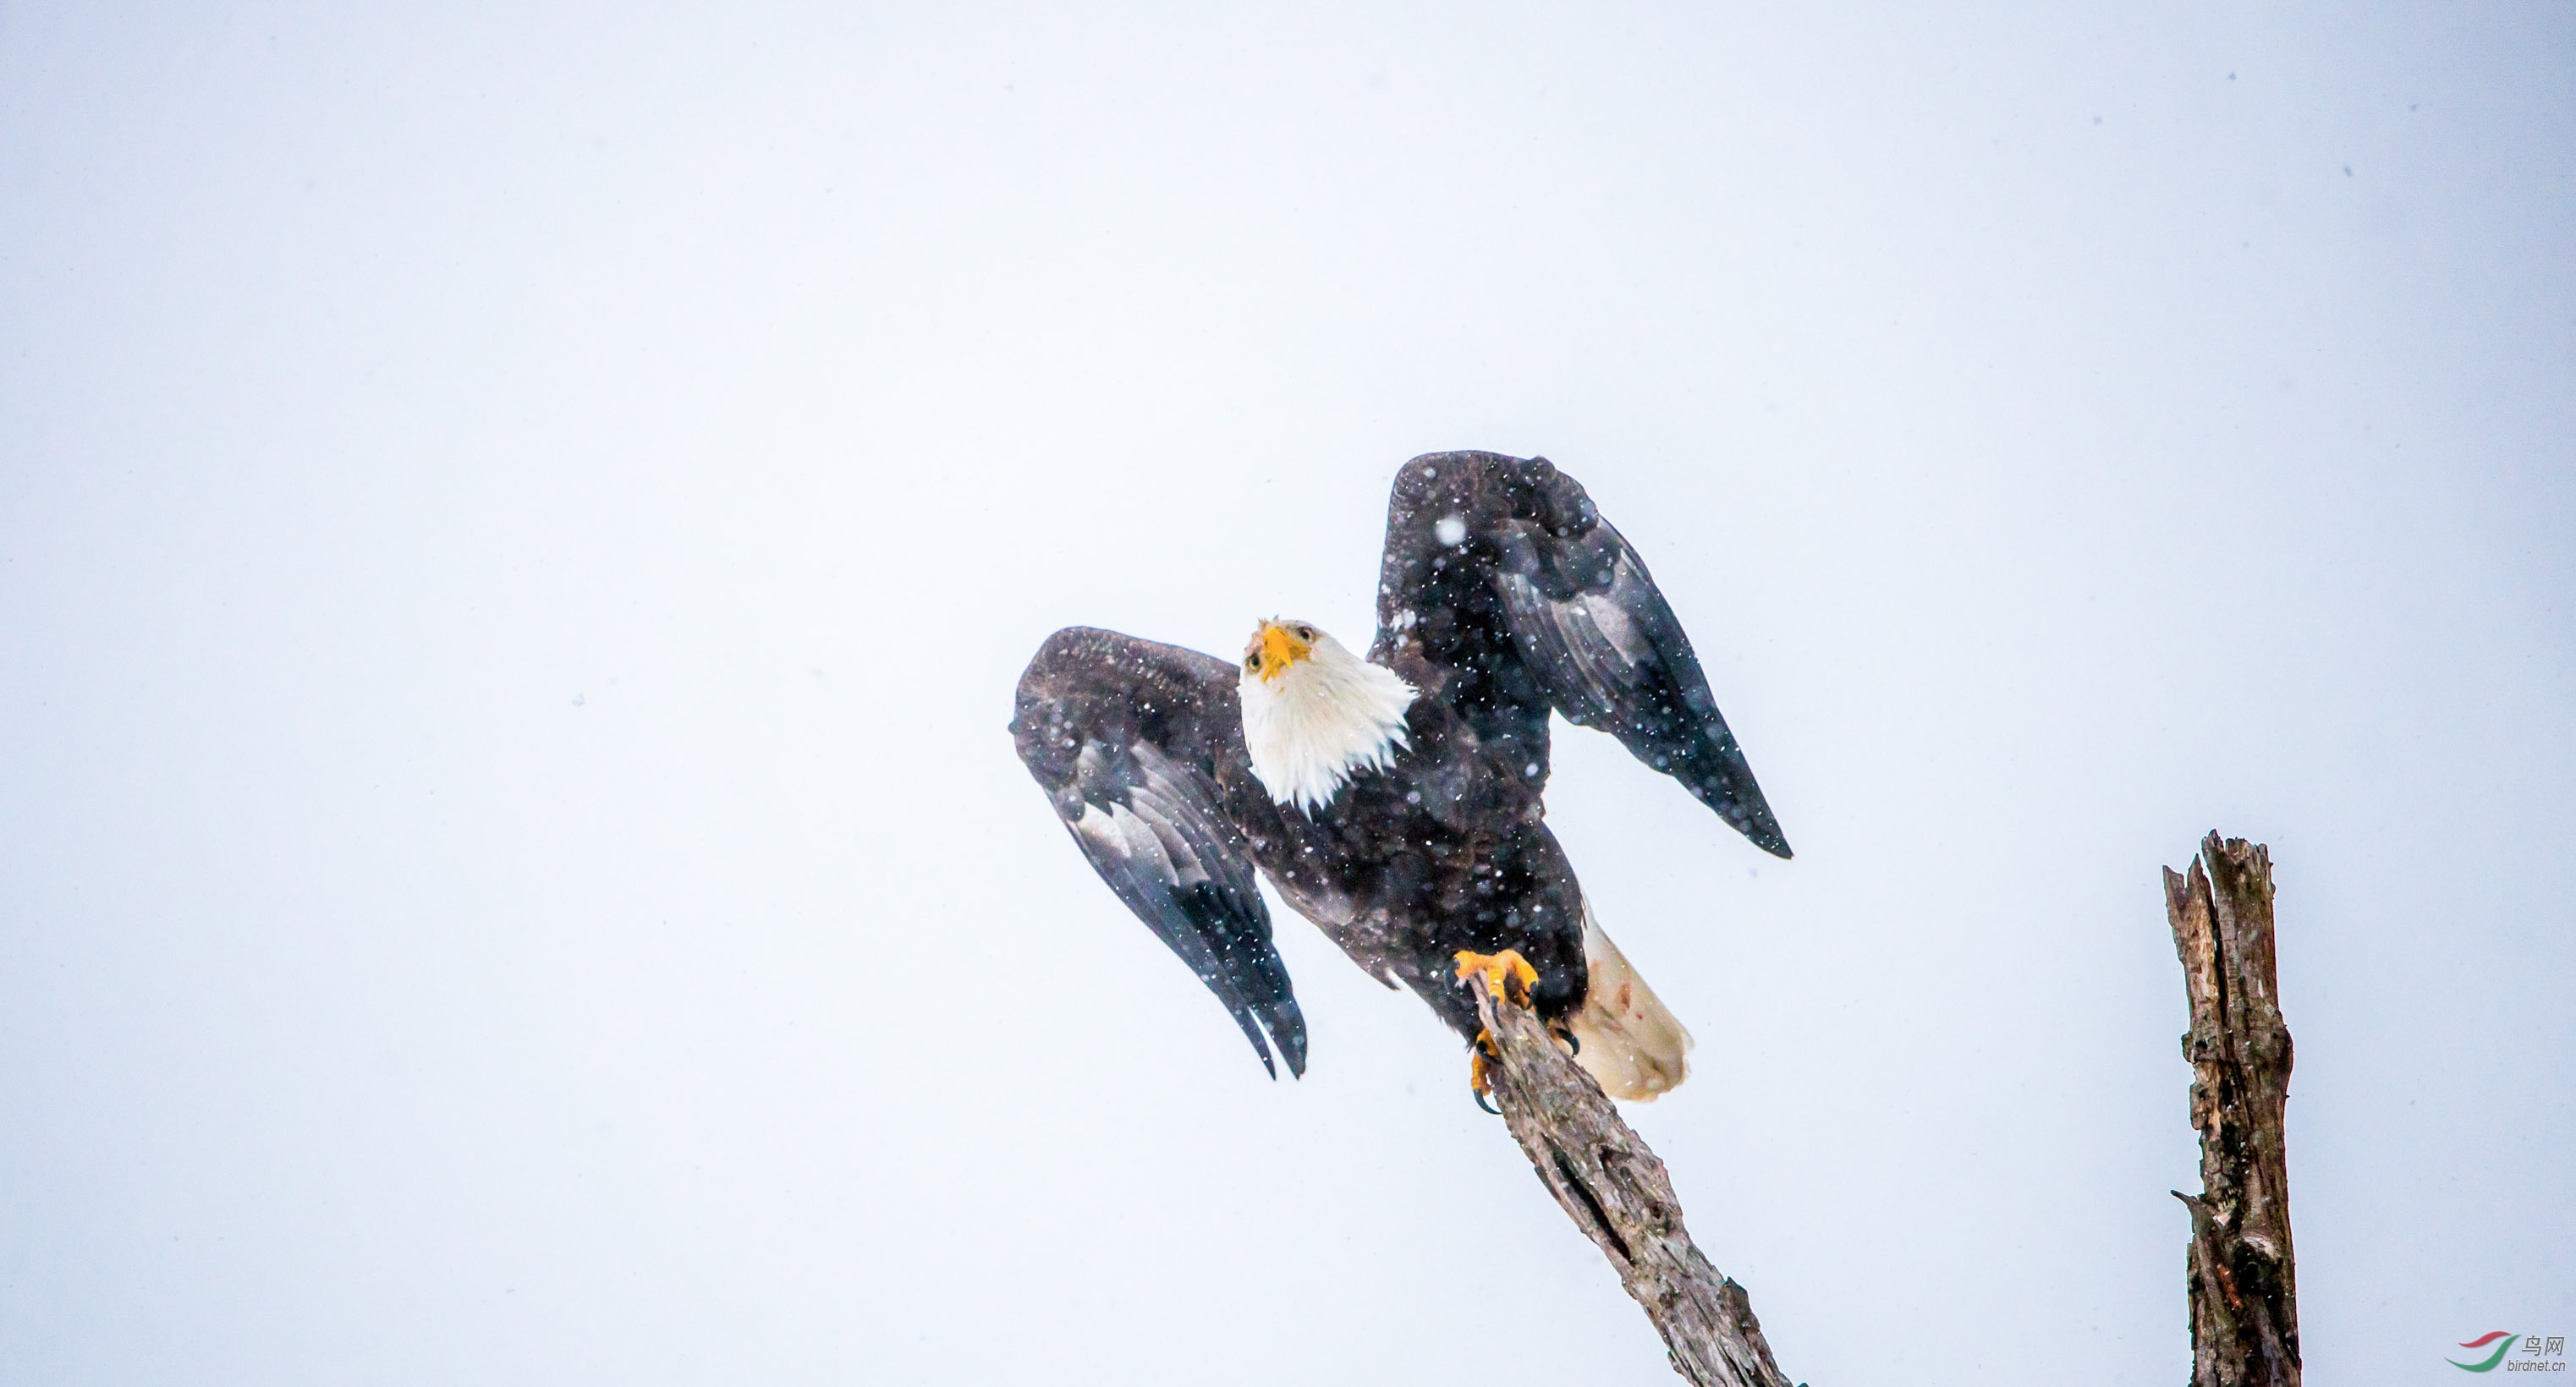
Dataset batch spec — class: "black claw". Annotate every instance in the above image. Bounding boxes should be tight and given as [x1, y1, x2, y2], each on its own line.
[1473, 1088, 1501, 1116]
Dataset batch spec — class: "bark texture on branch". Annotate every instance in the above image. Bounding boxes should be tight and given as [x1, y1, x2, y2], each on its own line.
[2165, 833, 2300, 1387]
[1469, 980, 1793, 1387]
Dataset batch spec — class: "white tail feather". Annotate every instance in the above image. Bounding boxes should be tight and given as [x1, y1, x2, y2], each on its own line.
[1568, 905, 1694, 1101]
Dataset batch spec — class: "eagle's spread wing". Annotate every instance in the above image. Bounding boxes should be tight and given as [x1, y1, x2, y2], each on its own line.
[1010, 627, 1308, 1077]
[1372, 452, 1792, 858]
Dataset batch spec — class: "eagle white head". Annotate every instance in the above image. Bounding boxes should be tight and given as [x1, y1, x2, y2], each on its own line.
[1238, 618, 1417, 814]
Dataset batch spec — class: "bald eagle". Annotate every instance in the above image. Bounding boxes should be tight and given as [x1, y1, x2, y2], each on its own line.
[1010, 452, 1788, 1102]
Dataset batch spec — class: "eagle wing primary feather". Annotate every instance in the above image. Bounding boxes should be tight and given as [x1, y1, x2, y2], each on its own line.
[1373, 452, 1792, 858]
[1010, 627, 1308, 1077]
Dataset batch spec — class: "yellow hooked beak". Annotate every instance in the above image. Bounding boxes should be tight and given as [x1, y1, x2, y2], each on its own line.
[1247, 620, 1314, 683]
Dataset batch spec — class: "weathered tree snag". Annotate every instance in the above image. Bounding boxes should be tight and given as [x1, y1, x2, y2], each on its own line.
[1468, 979, 1794, 1387]
[2164, 833, 2300, 1387]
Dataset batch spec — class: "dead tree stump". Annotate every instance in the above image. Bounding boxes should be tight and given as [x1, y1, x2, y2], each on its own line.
[2164, 833, 2300, 1387]
[1468, 978, 1794, 1387]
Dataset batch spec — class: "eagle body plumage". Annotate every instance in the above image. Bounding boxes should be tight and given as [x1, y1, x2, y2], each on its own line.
[1010, 452, 1788, 1098]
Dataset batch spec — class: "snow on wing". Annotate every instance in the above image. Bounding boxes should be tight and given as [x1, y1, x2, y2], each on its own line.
[1375, 452, 1791, 858]
[1010, 627, 1309, 1077]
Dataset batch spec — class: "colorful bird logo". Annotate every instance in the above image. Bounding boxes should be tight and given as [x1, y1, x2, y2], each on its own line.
[2449, 1332, 2517, 1372]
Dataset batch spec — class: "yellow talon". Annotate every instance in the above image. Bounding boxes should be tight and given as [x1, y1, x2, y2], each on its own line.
[1453, 948, 1540, 1006]
[1469, 1028, 1500, 1113]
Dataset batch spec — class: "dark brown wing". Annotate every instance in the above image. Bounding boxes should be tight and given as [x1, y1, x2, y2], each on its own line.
[1370, 452, 1791, 858]
[1009, 627, 1307, 1077]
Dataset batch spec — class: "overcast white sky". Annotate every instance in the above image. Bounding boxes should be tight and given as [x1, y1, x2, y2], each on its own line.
[3, 3, 2571, 1384]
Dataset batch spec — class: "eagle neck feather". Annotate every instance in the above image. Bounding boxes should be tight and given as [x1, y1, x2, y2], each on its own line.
[1240, 644, 1416, 814]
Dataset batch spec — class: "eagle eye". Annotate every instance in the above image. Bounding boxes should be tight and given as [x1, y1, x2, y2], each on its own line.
[1244, 654, 1260, 672]
[1293, 625, 1314, 641]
